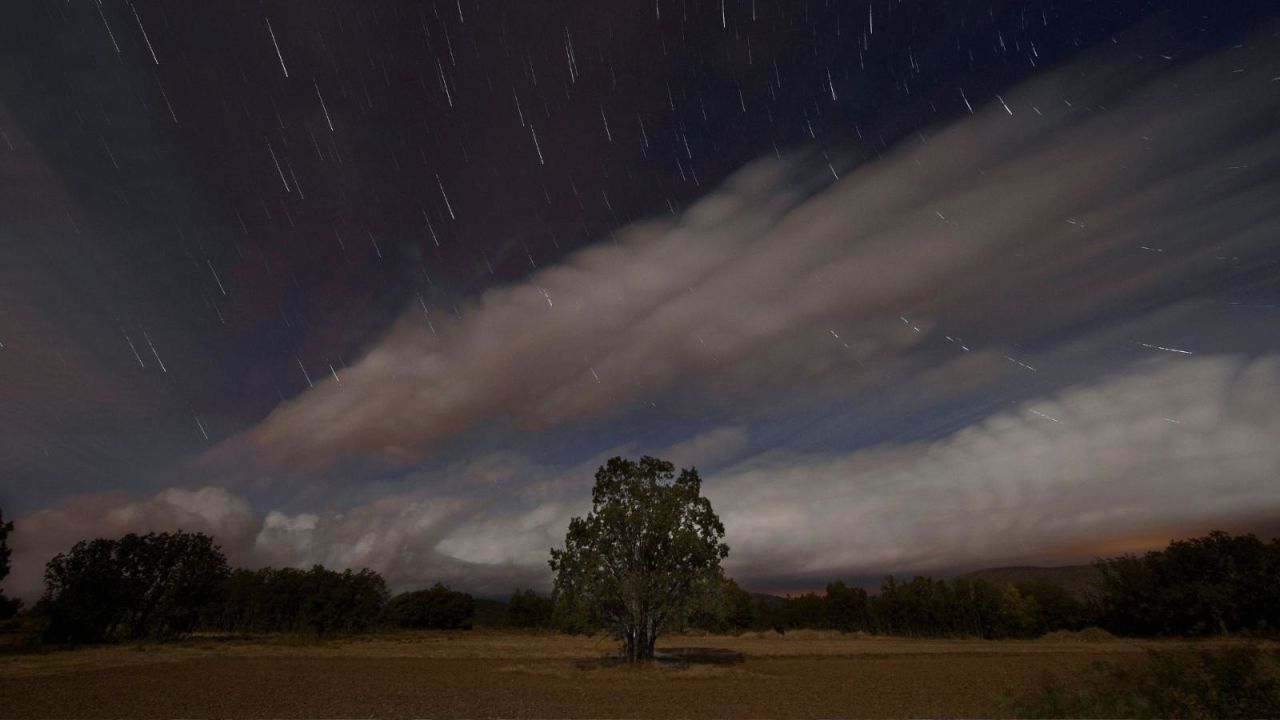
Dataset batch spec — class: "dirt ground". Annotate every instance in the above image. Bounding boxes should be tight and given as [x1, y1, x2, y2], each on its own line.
[0, 631, 1256, 718]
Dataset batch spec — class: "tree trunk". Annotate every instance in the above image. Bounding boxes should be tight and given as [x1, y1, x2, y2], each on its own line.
[637, 616, 656, 661]
[622, 616, 658, 663]
[624, 627, 637, 662]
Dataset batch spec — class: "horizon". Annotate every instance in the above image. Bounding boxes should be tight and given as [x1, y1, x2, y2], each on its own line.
[3, 1, 1280, 605]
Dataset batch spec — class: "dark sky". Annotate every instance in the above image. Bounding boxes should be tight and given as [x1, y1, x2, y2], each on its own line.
[2, 1, 1279, 600]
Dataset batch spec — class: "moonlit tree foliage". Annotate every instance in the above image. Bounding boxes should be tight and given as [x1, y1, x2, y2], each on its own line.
[549, 456, 728, 662]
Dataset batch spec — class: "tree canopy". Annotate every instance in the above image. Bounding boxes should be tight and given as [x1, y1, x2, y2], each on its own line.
[210, 565, 389, 636]
[1093, 530, 1280, 636]
[39, 530, 229, 643]
[506, 588, 554, 629]
[382, 582, 473, 629]
[549, 456, 728, 662]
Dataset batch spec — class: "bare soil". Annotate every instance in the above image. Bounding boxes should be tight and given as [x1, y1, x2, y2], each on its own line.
[0, 631, 1259, 718]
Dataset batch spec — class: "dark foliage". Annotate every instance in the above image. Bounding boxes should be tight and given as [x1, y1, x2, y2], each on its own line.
[0, 592, 18, 621]
[1007, 645, 1280, 718]
[962, 564, 1101, 599]
[751, 576, 1042, 639]
[209, 565, 388, 636]
[685, 577, 754, 634]
[1015, 579, 1089, 634]
[752, 532, 1275, 640]
[472, 597, 511, 628]
[506, 588, 554, 629]
[550, 456, 729, 662]
[28, 523, 1276, 647]
[0, 508, 19, 620]
[1092, 531, 1280, 637]
[383, 583, 474, 629]
[39, 531, 229, 643]
[824, 581, 871, 633]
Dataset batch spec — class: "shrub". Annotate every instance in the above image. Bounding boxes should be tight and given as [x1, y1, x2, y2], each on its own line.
[206, 565, 388, 636]
[1006, 645, 1280, 719]
[506, 589, 554, 629]
[384, 583, 474, 629]
[686, 577, 754, 634]
[1092, 531, 1280, 636]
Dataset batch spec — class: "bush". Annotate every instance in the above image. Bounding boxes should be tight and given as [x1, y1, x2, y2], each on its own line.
[1015, 580, 1088, 634]
[206, 565, 388, 636]
[40, 531, 229, 643]
[384, 583, 474, 629]
[1093, 531, 1280, 636]
[506, 589, 554, 629]
[298, 566, 389, 636]
[865, 575, 1046, 639]
[1006, 645, 1280, 718]
[825, 581, 870, 633]
[685, 577, 754, 634]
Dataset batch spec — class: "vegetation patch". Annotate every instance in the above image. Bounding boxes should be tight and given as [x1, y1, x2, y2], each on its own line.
[1005, 644, 1280, 719]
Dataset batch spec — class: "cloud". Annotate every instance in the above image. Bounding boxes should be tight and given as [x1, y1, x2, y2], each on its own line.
[5, 481, 560, 602]
[8, 40, 1279, 603]
[662, 426, 750, 469]
[709, 354, 1280, 585]
[10, 354, 1279, 602]
[7, 487, 258, 602]
[216, 41, 1280, 476]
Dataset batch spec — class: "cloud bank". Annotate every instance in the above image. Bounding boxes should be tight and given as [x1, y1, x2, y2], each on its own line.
[8, 484, 568, 602]
[11, 353, 1280, 601]
[711, 354, 1280, 585]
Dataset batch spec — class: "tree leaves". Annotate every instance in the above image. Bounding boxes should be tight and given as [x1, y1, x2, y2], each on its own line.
[550, 456, 729, 661]
[39, 531, 229, 643]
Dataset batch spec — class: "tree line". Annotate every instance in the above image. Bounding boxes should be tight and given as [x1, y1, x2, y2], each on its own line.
[23, 531, 478, 643]
[688, 575, 1087, 639]
[5, 523, 1278, 644]
[684, 530, 1280, 639]
[1092, 530, 1280, 636]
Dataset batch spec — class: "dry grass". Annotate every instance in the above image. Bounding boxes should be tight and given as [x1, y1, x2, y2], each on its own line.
[1, 631, 1272, 718]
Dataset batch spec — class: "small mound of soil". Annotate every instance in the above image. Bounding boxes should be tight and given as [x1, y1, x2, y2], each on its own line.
[1040, 627, 1117, 642]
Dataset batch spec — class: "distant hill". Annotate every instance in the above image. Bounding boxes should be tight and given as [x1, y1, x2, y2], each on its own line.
[961, 565, 1102, 599]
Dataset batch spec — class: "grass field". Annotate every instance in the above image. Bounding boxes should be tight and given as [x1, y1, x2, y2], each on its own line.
[0, 630, 1270, 718]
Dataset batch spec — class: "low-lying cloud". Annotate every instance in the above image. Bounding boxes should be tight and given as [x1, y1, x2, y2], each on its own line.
[711, 354, 1280, 586]
[11, 354, 1279, 602]
[7, 483, 569, 602]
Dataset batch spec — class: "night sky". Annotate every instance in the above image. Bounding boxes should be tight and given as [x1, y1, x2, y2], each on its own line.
[2, 1, 1279, 600]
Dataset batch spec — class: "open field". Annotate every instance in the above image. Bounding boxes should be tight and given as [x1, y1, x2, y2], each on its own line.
[3, 631, 1272, 718]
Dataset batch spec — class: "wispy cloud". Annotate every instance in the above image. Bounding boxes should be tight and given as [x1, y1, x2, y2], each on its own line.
[217, 41, 1280, 476]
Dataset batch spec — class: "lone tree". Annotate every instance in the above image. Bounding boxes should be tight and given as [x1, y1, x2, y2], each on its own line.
[549, 456, 729, 662]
